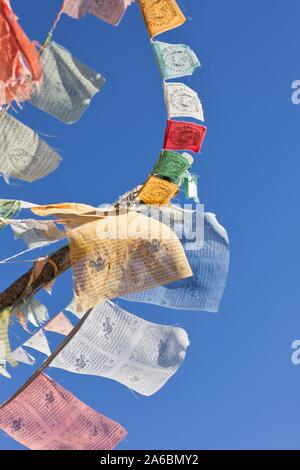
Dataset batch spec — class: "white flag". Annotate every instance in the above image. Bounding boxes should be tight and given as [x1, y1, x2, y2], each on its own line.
[164, 82, 204, 121]
[17, 298, 49, 328]
[11, 346, 35, 365]
[0, 364, 11, 379]
[44, 312, 74, 336]
[50, 300, 190, 396]
[23, 330, 51, 357]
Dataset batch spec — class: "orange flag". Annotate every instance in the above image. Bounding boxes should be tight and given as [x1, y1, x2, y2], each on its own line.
[138, 0, 185, 38]
[0, 0, 42, 106]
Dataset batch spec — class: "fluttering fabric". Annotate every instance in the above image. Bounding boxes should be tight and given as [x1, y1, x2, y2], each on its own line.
[31, 202, 99, 217]
[14, 297, 49, 330]
[153, 150, 192, 184]
[65, 210, 192, 313]
[0, 0, 42, 106]
[30, 41, 105, 124]
[5, 218, 66, 249]
[0, 308, 16, 368]
[164, 82, 204, 121]
[44, 312, 74, 336]
[0, 363, 11, 378]
[138, 0, 185, 38]
[23, 329, 51, 357]
[0, 113, 61, 182]
[50, 300, 189, 396]
[138, 175, 179, 204]
[0, 199, 20, 229]
[153, 41, 200, 80]
[11, 346, 35, 366]
[164, 120, 207, 153]
[123, 210, 230, 312]
[0, 373, 127, 450]
[183, 173, 199, 203]
[62, 0, 134, 26]
[13, 219, 65, 248]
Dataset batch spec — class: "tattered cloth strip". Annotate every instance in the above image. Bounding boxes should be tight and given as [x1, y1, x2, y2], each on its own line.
[0, 199, 36, 211]
[22, 329, 51, 357]
[62, 0, 134, 26]
[0, 200, 20, 228]
[164, 120, 207, 153]
[164, 82, 204, 121]
[31, 202, 99, 217]
[14, 297, 49, 329]
[153, 150, 192, 184]
[44, 312, 74, 336]
[153, 41, 200, 80]
[65, 210, 192, 313]
[0, 113, 61, 183]
[0, 362, 11, 378]
[4, 218, 66, 250]
[0, 308, 16, 368]
[30, 41, 105, 124]
[0, 0, 42, 107]
[138, 0, 185, 38]
[50, 300, 189, 396]
[138, 175, 179, 205]
[124, 210, 230, 313]
[11, 346, 35, 365]
[0, 373, 127, 450]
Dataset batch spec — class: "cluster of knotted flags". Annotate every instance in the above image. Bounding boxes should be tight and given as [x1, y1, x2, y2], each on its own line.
[0, 0, 230, 450]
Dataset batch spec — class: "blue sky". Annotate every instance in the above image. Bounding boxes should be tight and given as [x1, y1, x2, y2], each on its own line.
[0, 0, 300, 450]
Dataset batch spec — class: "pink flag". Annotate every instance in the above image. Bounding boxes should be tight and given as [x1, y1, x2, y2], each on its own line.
[0, 373, 127, 450]
[44, 312, 74, 336]
[62, 0, 134, 26]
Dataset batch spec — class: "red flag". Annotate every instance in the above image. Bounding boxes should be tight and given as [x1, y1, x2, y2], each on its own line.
[0, 0, 42, 106]
[164, 120, 207, 153]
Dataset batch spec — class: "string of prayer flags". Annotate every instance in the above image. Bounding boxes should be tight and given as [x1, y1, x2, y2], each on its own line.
[0, 113, 61, 183]
[49, 300, 189, 396]
[44, 312, 74, 336]
[153, 150, 192, 184]
[138, 175, 179, 204]
[164, 82, 204, 121]
[30, 41, 105, 124]
[124, 210, 230, 312]
[153, 41, 200, 80]
[0, 0, 42, 107]
[0, 373, 127, 450]
[164, 120, 207, 153]
[138, 0, 185, 38]
[62, 0, 134, 26]
[23, 329, 51, 357]
[11, 346, 35, 366]
[65, 210, 192, 313]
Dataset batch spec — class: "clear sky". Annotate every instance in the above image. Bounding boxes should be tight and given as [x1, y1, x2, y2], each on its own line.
[0, 0, 300, 450]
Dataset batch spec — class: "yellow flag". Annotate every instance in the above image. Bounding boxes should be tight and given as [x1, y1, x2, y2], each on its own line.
[138, 176, 178, 205]
[31, 203, 98, 217]
[65, 210, 192, 313]
[138, 0, 186, 37]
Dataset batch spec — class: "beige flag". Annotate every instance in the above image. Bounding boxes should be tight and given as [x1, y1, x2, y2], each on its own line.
[65, 210, 192, 313]
[44, 312, 74, 336]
